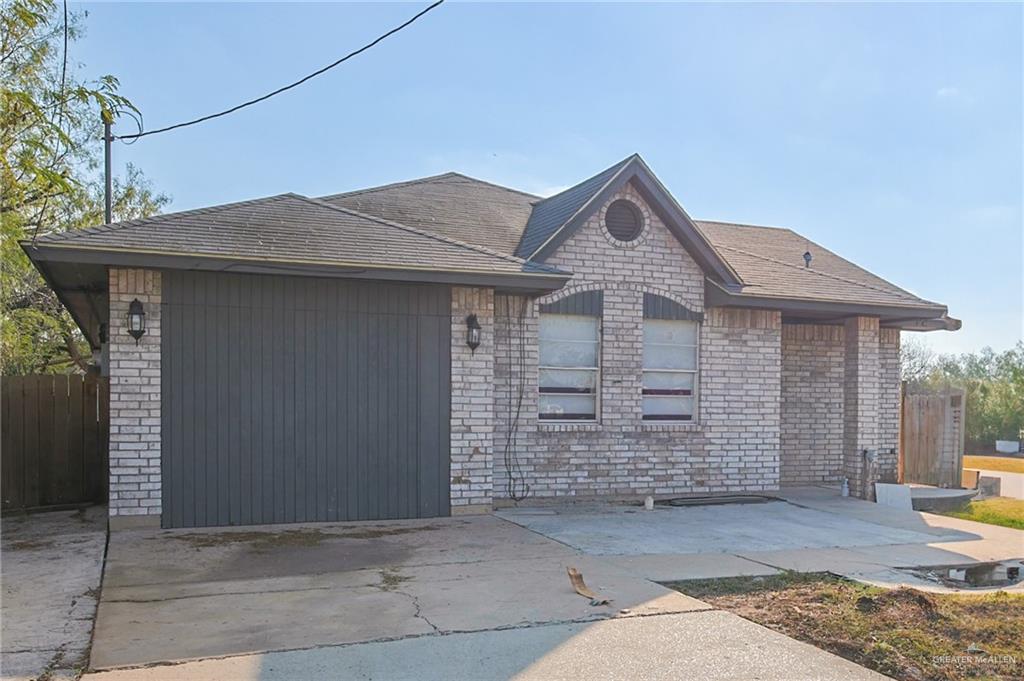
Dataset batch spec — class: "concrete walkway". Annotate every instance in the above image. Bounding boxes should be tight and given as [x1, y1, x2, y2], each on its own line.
[1, 506, 107, 681]
[85, 611, 884, 681]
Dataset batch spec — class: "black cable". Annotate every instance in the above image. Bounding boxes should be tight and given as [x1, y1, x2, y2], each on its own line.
[114, 0, 444, 141]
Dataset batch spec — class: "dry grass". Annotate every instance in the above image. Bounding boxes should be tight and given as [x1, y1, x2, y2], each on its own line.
[940, 497, 1024, 530]
[667, 572, 1024, 681]
[964, 456, 1024, 474]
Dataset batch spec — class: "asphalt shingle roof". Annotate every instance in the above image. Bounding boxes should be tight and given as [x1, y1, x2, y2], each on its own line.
[513, 157, 633, 258]
[695, 221, 940, 309]
[33, 157, 945, 312]
[321, 173, 538, 255]
[33, 193, 563, 277]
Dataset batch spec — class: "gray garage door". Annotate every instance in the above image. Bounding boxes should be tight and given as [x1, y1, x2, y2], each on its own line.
[160, 271, 451, 528]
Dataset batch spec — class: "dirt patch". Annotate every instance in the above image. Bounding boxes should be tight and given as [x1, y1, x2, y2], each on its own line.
[169, 529, 330, 551]
[666, 572, 1024, 681]
[379, 567, 412, 591]
[168, 524, 443, 552]
[7, 538, 56, 551]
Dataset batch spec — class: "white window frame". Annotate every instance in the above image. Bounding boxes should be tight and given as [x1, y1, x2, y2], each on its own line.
[641, 319, 699, 422]
[538, 313, 601, 422]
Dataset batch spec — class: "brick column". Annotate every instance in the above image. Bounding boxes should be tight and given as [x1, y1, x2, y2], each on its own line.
[842, 316, 880, 499]
[449, 286, 494, 513]
[108, 268, 162, 527]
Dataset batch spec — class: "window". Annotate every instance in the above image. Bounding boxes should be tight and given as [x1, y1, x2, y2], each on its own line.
[539, 314, 599, 420]
[642, 319, 698, 420]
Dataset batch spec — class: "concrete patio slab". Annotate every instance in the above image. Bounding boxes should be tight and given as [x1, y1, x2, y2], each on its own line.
[1, 506, 107, 681]
[84, 610, 886, 681]
[496, 499, 962, 555]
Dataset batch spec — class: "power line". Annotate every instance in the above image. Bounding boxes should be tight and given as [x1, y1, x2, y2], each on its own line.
[114, 0, 445, 141]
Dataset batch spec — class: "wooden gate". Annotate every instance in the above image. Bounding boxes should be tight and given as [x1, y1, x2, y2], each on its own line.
[1, 375, 109, 510]
[900, 387, 965, 488]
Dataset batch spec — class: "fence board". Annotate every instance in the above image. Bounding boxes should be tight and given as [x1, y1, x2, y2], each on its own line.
[1, 375, 109, 510]
[901, 388, 965, 488]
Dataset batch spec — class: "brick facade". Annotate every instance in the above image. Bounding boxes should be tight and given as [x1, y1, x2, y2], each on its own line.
[492, 185, 782, 503]
[108, 268, 162, 523]
[104, 190, 907, 520]
[780, 324, 845, 485]
[449, 286, 495, 512]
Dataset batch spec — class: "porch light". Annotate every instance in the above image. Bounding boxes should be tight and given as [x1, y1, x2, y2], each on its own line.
[127, 298, 146, 344]
[466, 314, 482, 352]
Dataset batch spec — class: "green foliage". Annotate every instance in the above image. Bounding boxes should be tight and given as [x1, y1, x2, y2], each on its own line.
[2, 0, 168, 374]
[903, 338, 1024, 449]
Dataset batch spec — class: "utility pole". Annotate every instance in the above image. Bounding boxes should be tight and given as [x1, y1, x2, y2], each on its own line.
[102, 111, 112, 224]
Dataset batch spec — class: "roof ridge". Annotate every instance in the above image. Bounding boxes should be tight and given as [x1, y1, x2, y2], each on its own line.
[319, 172, 541, 202]
[443, 172, 541, 199]
[37, 194, 297, 242]
[718, 243, 934, 304]
[318, 172, 462, 201]
[295, 195, 564, 274]
[695, 219, 795, 232]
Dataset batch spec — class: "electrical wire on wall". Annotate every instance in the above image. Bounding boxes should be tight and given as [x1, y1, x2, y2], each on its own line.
[501, 295, 530, 502]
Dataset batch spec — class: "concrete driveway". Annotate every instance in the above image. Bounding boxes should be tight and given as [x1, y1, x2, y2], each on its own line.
[1, 506, 107, 681]
[85, 487, 1023, 680]
[87, 498, 892, 680]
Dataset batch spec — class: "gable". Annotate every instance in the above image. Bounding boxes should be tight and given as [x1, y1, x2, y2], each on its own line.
[543, 182, 707, 313]
[516, 155, 742, 287]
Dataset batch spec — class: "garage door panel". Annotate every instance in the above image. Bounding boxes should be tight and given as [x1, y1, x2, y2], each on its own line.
[161, 272, 452, 528]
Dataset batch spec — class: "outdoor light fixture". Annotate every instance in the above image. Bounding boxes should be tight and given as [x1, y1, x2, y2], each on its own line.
[126, 298, 146, 344]
[466, 314, 482, 351]
[803, 250, 813, 268]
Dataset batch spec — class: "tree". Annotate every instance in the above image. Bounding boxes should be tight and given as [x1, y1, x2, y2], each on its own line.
[1, 0, 168, 374]
[903, 340, 1024, 451]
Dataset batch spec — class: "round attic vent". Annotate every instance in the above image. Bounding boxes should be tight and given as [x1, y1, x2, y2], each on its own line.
[605, 200, 644, 242]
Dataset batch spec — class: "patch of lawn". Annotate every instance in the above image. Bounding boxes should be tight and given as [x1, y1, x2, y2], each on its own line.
[964, 455, 1024, 474]
[666, 572, 1024, 681]
[940, 497, 1024, 530]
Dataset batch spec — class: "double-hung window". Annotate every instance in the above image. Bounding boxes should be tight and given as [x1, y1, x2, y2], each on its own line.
[642, 294, 700, 421]
[539, 313, 600, 421]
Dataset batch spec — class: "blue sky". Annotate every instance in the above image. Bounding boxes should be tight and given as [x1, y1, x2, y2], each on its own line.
[74, 2, 1021, 355]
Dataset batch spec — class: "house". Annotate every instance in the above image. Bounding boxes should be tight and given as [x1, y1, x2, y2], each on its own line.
[23, 154, 959, 529]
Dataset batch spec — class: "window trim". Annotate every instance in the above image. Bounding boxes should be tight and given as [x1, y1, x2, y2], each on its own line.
[641, 317, 700, 423]
[538, 313, 601, 422]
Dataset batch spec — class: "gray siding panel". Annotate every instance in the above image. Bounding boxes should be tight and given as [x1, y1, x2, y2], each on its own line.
[161, 271, 452, 528]
[643, 292, 703, 322]
[540, 290, 604, 316]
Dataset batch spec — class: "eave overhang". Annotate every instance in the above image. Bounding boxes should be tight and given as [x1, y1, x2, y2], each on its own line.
[22, 242, 572, 347]
[705, 279, 960, 331]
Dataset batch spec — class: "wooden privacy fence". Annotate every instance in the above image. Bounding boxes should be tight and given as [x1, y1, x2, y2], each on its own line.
[900, 387, 965, 488]
[1, 375, 108, 510]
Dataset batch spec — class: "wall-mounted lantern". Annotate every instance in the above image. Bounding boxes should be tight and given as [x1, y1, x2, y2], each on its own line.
[127, 298, 146, 344]
[466, 314, 482, 352]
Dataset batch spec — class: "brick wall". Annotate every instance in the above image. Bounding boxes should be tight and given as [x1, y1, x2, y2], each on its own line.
[492, 184, 782, 502]
[843, 316, 881, 498]
[878, 327, 901, 481]
[780, 324, 845, 485]
[449, 286, 495, 511]
[108, 268, 162, 522]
